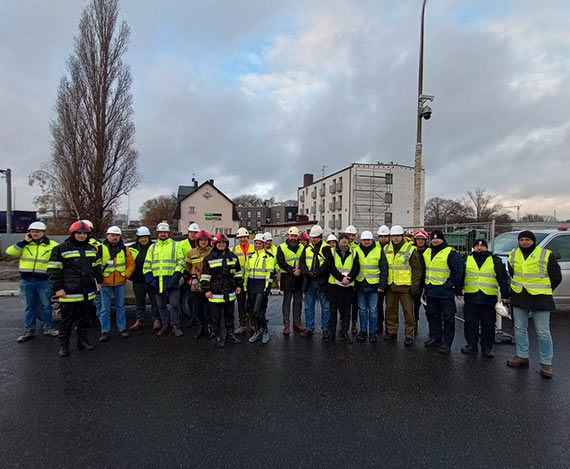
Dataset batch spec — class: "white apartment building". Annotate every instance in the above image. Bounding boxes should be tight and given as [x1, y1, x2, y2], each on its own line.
[297, 163, 424, 234]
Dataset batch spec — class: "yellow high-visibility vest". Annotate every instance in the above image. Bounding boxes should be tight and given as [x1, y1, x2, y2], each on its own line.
[508, 247, 552, 295]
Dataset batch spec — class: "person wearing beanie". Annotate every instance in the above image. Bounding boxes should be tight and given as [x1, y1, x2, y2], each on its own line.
[422, 230, 463, 354]
[412, 230, 429, 336]
[506, 230, 561, 378]
[458, 239, 510, 359]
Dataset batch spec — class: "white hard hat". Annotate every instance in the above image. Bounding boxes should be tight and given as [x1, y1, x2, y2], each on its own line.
[309, 225, 324, 237]
[28, 221, 47, 231]
[495, 301, 511, 318]
[390, 225, 404, 236]
[360, 231, 374, 240]
[263, 232, 273, 241]
[327, 234, 338, 242]
[106, 226, 122, 235]
[344, 225, 357, 235]
[253, 233, 265, 243]
[81, 219, 94, 230]
[377, 225, 390, 236]
[136, 226, 151, 237]
[156, 222, 170, 232]
[236, 227, 249, 237]
[188, 222, 200, 232]
[287, 227, 299, 235]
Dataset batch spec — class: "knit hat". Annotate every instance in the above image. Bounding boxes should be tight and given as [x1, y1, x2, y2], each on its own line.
[474, 239, 488, 247]
[338, 232, 350, 241]
[430, 230, 445, 241]
[518, 230, 536, 243]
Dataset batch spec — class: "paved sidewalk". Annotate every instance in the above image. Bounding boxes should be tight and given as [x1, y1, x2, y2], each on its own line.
[0, 281, 19, 296]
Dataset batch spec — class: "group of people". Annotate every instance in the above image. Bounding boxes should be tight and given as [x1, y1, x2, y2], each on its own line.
[6, 219, 561, 378]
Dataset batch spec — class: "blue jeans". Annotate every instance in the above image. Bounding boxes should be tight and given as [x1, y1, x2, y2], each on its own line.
[513, 307, 553, 365]
[357, 291, 379, 333]
[304, 280, 330, 331]
[20, 279, 53, 330]
[99, 284, 127, 333]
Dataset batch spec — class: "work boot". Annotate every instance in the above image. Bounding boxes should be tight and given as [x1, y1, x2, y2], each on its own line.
[340, 332, 353, 344]
[262, 329, 270, 344]
[481, 346, 494, 359]
[507, 356, 529, 368]
[376, 323, 383, 334]
[194, 324, 207, 339]
[130, 320, 143, 331]
[120, 330, 130, 338]
[77, 339, 95, 351]
[323, 330, 332, 343]
[249, 329, 262, 343]
[283, 325, 290, 336]
[207, 325, 216, 340]
[43, 327, 59, 337]
[99, 332, 109, 342]
[413, 324, 419, 337]
[424, 338, 441, 348]
[356, 331, 367, 342]
[404, 337, 414, 347]
[58, 343, 70, 358]
[226, 330, 242, 344]
[351, 321, 358, 335]
[368, 332, 378, 343]
[438, 344, 451, 354]
[301, 329, 313, 338]
[540, 364, 553, 379]
[17, 330, 36, 343]
[383, 331, 396, 341]
[172, 324, 184, 337]
[215, 334, 225, 348]
[234, 325, 247, 335]
[156, 324, 170, 337]
[293, 323, 306, 333]
[461, 344, 478, 355]
[152, 319, 162, 331]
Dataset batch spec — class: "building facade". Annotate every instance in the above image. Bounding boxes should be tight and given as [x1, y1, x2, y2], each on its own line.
[297, 163, 424, 234]
[236, 204, 298, 233]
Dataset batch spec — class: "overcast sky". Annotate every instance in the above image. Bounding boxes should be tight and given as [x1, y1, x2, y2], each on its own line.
[1, 0, 569, 221]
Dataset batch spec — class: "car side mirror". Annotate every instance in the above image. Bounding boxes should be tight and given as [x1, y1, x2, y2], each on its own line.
[553, 251, 561, 260]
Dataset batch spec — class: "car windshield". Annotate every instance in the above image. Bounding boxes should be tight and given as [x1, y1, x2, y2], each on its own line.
[492, 232, 549, 255]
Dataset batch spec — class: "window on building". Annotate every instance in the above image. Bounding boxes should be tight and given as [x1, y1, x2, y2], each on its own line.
[256, 210, 261, 218]
[288, 211, 293, 220]
[247, 210, 252, 218]
[385, 212, 392, 224]
[385, 193, 393, 204]
[188, 206, 196, 215]
[256, 220, 261, 227]
[238, 210, 242, 218]
[275, 212, 281, 220]
[385, 173, 393, 184]
[247, 220, 252, 227]
[338, 214, 342, 227]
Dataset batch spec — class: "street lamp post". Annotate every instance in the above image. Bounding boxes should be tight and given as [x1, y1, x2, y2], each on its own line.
[0, 168, 12, 234]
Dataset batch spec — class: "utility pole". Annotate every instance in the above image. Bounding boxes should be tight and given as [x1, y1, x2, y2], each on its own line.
[0, 168, 12, 234]
[321, 165, 327, 179]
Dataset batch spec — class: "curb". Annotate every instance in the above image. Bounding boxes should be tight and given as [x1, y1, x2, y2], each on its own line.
[0, 291, 20, 297]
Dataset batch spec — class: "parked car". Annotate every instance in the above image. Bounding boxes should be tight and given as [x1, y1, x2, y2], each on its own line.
[492, 228, 570, 305]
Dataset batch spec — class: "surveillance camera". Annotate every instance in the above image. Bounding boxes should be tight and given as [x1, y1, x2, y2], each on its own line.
[421, 105, 432, 120]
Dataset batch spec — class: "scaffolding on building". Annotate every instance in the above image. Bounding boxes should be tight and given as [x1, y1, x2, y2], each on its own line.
[351, 165, 391, 233]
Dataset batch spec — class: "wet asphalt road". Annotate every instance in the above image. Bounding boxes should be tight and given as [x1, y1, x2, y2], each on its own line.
[1, 295, 569, 468]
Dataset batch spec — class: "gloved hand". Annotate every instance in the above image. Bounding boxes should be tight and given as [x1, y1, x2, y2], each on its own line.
[147, 278, 160, 293]
[411, 289, 420, 298]
[144, 272, 154, 285]
[183, 271, 191, 281]
[263, 285, 272, 297]
[166, 272, 182, 292]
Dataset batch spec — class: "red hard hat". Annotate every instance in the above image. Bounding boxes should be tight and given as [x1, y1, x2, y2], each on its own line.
[413, 229, 429, 239]
[300, 231, 309, 240]
[213, 233, 229, 245]
[197, 230, 211, 241]
[69, 220, 92, 236]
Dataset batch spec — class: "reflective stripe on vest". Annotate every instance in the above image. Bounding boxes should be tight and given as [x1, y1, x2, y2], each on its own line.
[7, 240, 58, 274]
[384, 241, 415, 286]
[208, 292, 237, 303]
[305, 243, 330, 270]
[424, 247, 453, 285]
[328, 248, 356, 287]
[59, 292, 96, 303]
[234, 244, 254, 267]
[508, 247, 552, 295]
[355, 245, 381, 283]
[101, 244, 127, 277]
[278, 242, 304, 272]
[464, 255, 498, 295]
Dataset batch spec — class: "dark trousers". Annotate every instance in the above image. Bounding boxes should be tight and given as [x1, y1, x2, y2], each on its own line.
[132, 280, 159, 322]
[425, 296, 456, 346]
[351, 291, 358, 324]
[210, 301, 236, 335]
[282, 290, 303, 326]
[376, 291, 386, 332]
[59, 301, 92, 345]
[330, 301, 351, 335]
[179, 282, 196, 321]
[464, 302, 495, 349]
[248, 292, 268, 330]
[413, 292, 423, 324]
[191, 291, 210, 325]
[237, 290, 249, 327]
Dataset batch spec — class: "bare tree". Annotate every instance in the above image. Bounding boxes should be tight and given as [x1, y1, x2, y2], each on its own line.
[424, 197, 473, 225]
[37, 0, 139, 236]
[465, 188, 501, 222]
[233, 194, 263, 207]
[140, 194, 178, 227]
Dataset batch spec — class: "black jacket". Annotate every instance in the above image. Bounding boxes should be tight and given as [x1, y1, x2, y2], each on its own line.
[129, 241, 152, 283]
[325, 246, 360, 304]
[300, 240, 331, 292]
[201, 247, 244, 302]
[459, 251, 510, 305]
[507, 245, 562, 311]
[48, 237, 103, 300]
[276, 240, 304, 292]
[423, 241, 463, 299]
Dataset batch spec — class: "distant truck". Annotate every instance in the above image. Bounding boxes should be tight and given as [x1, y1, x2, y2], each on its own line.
[0, 211, 38, 233]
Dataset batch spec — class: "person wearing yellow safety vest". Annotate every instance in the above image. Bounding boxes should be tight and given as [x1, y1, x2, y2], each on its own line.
[245, 233, 277, 344]
[276, 226, 306, 335]
[128, 226, 160, 331]
[299, 225, 332, 340]
[97, 226, 135, 342]
[201, 234, 244, 348]
[47, 221, 103, 357]
[375, 225, 391, 334]
[458, 239, 510, 359]
[383, 225, 422, 346]
[422, 230, 462, 354]
[412, 230, 429, 336]
[326, 233, 338, 249]
[179, 222, 200, 327]
[233, 227, 255, 334]
[264, 232, 279, 291]
[345, 225, 359, 335]
[143, 222, 185, 338]
[6, 221, 59, 342]
[82, 219, 103, 318]
[506, 230, 561, 378]
[325, 232, 360, 343]
[354, 231, 389, 342]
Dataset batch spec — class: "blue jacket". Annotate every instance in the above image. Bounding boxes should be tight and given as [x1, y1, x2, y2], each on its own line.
[423, 242, 463, 299]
